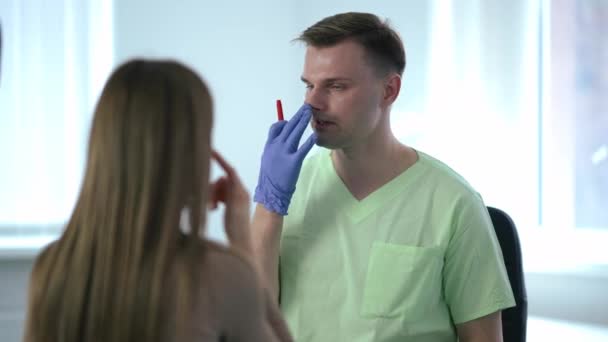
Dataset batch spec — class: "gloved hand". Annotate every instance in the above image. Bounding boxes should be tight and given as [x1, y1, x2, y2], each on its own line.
[254, 103, 317, 215]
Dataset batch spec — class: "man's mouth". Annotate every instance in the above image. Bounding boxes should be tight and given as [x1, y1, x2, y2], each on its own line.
[313, 118, 334, 127]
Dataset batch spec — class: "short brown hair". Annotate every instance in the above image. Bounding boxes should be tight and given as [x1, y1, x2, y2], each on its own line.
[296, 12, 406, 76]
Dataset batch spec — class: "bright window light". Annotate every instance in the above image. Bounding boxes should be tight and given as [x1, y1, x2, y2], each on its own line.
[0, 0, 113, 244]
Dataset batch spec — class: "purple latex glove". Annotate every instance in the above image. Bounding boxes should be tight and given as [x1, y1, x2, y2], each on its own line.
[254, 103, 317, 215]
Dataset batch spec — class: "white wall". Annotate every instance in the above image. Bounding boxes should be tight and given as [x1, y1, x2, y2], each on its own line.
[113, 0, 300, 241]
[0, 259, 33, 342]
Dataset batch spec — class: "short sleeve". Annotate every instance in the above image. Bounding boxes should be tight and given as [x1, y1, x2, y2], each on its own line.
[443, 194, 516, 324]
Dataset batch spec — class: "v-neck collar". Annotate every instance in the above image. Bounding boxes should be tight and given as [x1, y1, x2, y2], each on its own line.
[320, 149, 425, 223]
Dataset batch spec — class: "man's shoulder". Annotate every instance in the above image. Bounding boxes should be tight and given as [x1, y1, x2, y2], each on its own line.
[415, 150, 480, 198]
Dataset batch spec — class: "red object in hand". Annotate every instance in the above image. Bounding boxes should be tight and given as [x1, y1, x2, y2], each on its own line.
[276, 99, 284, 121]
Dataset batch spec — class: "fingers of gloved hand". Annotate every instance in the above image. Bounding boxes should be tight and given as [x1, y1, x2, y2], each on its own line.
[266, 120, 288, 143]
[286, 107, 313, 151]
[296, 133, 317, 159]
[279, 103, 312, 142]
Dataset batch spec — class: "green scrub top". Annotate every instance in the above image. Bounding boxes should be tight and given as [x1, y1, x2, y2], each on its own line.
[280, 149, 515, 342]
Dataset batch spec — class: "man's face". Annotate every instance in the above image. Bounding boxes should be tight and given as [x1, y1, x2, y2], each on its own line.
[301, 40, 386, 149]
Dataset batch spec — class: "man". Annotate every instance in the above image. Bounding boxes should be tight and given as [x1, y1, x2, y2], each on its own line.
[251, 12, 515, 342]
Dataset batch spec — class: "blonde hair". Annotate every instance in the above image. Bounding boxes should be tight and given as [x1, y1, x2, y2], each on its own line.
[24, 59, 213, 342]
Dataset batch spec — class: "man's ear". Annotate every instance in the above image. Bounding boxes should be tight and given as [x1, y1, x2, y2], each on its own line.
[383, 73, 402, 106]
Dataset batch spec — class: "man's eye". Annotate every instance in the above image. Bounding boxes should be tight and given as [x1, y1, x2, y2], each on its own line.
[330, 84, 344, 90]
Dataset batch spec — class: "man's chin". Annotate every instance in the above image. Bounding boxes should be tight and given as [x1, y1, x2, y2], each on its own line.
[314, 138, 342, 150]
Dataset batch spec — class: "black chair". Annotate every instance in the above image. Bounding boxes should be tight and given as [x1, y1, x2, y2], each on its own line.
[487, 206, 528, 342]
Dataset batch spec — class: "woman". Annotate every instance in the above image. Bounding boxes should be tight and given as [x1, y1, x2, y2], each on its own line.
[23, 59, 292, 342]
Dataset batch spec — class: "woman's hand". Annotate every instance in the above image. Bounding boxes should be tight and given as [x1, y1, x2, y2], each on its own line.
[209, 150, 252, 253]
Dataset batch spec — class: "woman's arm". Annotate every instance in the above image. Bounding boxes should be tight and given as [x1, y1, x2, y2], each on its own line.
[221, 253, 293, 342]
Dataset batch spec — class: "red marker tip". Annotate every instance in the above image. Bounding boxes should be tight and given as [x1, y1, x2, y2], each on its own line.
[276, 99, 284, 121]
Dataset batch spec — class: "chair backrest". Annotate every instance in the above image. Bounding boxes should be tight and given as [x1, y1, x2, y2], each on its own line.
[487, 206, 528, 342]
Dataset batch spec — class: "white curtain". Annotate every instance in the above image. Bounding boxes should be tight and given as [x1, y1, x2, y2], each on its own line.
[391, 0, 608, 271]
[392, 0, 540, 229]
[0, 0, 113, 240]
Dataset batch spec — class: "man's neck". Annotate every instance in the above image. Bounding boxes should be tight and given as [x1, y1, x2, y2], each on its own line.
[330, 131, 417, 201]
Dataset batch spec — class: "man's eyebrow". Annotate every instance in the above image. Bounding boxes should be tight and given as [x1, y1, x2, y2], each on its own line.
[300, 76, 353, 84]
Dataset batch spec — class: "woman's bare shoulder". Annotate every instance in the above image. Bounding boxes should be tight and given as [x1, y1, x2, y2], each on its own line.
[196, 240, 266, 326]
[197, 240, 260, 292]
[196, 240, 276, 340]
[200, 240, 254, 271]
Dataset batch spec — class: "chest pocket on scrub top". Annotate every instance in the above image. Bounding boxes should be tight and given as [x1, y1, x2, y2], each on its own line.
[360, 241, 443, 321]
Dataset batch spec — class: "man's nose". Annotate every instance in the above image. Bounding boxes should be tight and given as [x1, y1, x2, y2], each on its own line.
[305, 88, 326, 113]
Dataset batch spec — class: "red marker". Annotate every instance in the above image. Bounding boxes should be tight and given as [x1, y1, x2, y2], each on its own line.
[276, 99, 284, 121]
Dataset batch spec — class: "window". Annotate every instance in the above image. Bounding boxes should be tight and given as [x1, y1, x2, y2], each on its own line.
[392, 0, 608, 271]
[392, 0, 540, 231]
[532, 0, 608, 271]
[0, 0, 113, 252]
[542, 0, 608, 230]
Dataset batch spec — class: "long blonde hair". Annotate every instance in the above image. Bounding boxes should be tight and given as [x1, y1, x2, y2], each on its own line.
[24, 59, 213, 342]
